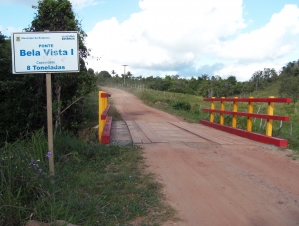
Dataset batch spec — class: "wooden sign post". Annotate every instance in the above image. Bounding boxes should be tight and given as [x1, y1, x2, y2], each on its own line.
[44, 30, 54, 181]
[46, 72, 54, 180]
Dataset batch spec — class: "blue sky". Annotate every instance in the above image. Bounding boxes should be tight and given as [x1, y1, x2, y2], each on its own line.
[1, 0, 299, 81]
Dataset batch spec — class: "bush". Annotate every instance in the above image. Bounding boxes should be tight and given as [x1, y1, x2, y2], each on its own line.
[172, 101, 191, 111]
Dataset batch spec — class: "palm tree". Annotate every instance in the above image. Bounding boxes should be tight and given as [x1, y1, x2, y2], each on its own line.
[111, 70, 116, 77]
[127, 71, 133, 78]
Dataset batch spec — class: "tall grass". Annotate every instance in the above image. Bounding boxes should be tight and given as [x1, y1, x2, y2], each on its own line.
[0, 130, 50, 225]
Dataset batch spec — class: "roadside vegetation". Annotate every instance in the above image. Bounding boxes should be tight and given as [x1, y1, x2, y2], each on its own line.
[0, 0, 176, 225]
[0, 91, 176, 225]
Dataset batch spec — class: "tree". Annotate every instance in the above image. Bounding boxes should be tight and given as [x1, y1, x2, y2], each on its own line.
[250, 70, 263, 91]
[99, 71, 112, 78]
[0, 32, 50, 143]
[25, 0, 88, 58]
[127, 71, 133, 79]
[279, 60, 299, 113]
[87, 68, 95, 76]
[25, 0, 96, 133]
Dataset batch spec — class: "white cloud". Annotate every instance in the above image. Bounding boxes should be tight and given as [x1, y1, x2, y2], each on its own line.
[213, 4, 299, 62]
[87, 0, 245, 74]
[86, 1, 299, 81]
[214, 61, 282, 81]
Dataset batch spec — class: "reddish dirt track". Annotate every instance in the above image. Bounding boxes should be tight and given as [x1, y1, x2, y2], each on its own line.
[104, 87, 299, 226]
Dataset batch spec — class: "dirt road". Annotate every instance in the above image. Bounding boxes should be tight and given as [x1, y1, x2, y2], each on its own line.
[104, 87, 299, 226]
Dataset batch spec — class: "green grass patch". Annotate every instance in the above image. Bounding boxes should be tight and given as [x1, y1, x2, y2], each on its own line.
[80, 91, 123, 127]
[108, 100, 123, 121]
[129, 88, 209, 123]
[78, 91, 123, 143]
[0, 131, 176, 225]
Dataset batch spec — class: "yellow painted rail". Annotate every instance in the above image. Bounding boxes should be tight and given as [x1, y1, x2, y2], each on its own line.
[98, 91, 112, 144]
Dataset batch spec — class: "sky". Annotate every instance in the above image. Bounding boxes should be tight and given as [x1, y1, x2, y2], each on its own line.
[1, 0, 299, 81]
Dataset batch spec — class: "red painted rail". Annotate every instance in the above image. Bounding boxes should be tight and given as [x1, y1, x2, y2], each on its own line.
[200, 96, 291, 148]
[203, 97, 291, 103]
[101, 93, 111, 98]
[101, 105, 111, 120]
[102, 116, 112, 144]
[202, 109, 289, 121]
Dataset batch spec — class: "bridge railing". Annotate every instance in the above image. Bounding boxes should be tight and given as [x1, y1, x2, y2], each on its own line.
[200, 96, 291, 148]
[99, 91, 112, 144]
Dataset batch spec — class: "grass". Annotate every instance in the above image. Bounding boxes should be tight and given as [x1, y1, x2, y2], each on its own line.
[122, 86, 299, 155]
[129, 88, 210, 123]
[78, 91, 123, 142]
[0, 90, 176, 226]
[109, 100, 124, 121]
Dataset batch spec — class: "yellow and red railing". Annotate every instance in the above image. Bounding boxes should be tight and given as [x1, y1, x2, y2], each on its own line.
[200, 96, 291, 148]
[98, 91, 112, 144]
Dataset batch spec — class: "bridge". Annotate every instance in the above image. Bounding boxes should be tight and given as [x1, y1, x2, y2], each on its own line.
[102, 87, 299, 226]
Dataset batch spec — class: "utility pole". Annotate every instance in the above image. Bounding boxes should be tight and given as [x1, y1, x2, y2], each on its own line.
[122, 65, 128, 84]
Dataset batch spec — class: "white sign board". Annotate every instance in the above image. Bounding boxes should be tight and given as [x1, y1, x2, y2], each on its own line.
[11, 32, 79, 74]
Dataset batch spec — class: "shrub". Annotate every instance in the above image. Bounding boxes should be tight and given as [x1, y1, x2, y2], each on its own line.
[172, 101, 191, 111]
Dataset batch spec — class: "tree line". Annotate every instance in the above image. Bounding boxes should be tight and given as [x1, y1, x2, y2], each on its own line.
[97, 60, 298, 110]
[97, 65, 288, 96]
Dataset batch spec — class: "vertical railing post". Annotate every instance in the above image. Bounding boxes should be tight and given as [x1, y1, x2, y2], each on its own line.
[266, 96, 274, 136]
[220, 97, 225, 125]
[210, 97, 215, 122]
[232, 97, 238, 128]
[247, 96, 254, 132]
[98, 91, 105, 142]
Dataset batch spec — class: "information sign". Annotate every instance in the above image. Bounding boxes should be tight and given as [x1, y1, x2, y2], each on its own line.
[11, 31, 79, 74]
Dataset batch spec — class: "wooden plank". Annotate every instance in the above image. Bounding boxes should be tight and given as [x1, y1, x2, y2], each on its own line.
[126, 121, 142, 144]
[125, 121, 151, 144]
[148, 122, 208, 143]
[110, 121, 132, 143]
[187, 123, 254, 145]
[135, 121, 168, 143]
[171, 122, 232, 145]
